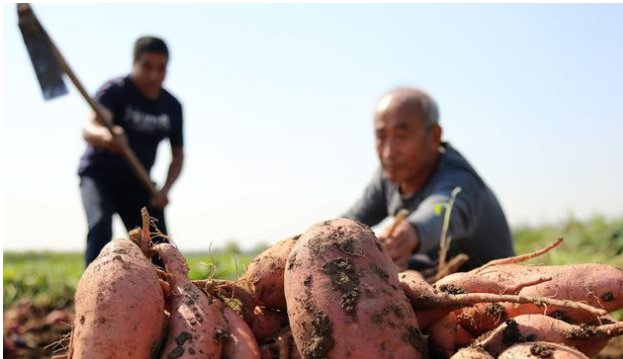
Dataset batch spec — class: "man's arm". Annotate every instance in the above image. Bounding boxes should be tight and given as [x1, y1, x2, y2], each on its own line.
[151, 146, 184, 210]
[342, 169, 388, 226]
[83, 80, 127, 153]
[382, 171, 483, 267]
[408, 172, 483, 255]
[151, 101, 185, 210]
[162, 146, 184, 194]
[82, 108, 127, 154]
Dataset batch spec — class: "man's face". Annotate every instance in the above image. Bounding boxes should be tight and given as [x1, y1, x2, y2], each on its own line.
[132, 52, 167, 98]
[374, 100, 439, 184]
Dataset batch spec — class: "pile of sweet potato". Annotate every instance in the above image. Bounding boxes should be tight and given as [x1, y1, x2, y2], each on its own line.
[59, 212, 623, 359]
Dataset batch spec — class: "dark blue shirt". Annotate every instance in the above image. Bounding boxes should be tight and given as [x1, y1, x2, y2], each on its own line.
[78, 76, 183, 184]
[344, 143, 514, 270]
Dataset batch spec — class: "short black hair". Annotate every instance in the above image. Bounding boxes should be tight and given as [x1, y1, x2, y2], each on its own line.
[133, 36, 169, 61]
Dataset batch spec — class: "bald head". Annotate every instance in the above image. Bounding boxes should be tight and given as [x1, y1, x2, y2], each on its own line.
[373, 87, 442, 192]
[375, 87, 440, 129]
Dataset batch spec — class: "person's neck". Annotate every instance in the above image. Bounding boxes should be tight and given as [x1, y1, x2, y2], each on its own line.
[130, 75, 160, 100]
[398, 156, 439, 197]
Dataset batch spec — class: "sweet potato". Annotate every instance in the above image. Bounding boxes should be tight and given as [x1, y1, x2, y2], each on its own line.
[455, 303, 508, 336]
[69, 238, 165, 359]
[498, 342, 589, 359]
[434, 271, 551, 295]
[194, 235, 299, 320]
[153, 243, 228, 359]
[449, 346, 494, 359]
[455, 304, 615, 338]
[477, 263, 623, 323]
[400, 270, 454, 327]
[259, 344, 275, 359]
[259, 327, 302, 359]
[243, 235, 300, 311]
[251, 306, 289, 342]
[425, 312, 476, 357]
[284, 219, 426, 359]
[455, 325, 474, 347]
[222, 304, 261, 359]
[4, 336, 17, 359]
[426, 312, 460, 358]
[400, 269, 605, 328]
[474, 314, 623, 357]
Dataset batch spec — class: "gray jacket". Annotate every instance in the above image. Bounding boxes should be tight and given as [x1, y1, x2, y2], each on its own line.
[344, 142, 514, 270]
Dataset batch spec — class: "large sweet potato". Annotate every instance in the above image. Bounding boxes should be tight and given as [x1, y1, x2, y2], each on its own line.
[69, 238, 165, 359]
[284, 219, 426, 359]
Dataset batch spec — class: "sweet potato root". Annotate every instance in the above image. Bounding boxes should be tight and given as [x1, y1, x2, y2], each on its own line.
[193, 235, 299, 319]
[474, 314, 623, 357]
[69, 238, 165, 359]
[472, 237, 564, 274]
[153, 243, 228, 359]
[498, 342, 590, 359]
[191, 278, 257, 327]
[284, 219, 426, 359]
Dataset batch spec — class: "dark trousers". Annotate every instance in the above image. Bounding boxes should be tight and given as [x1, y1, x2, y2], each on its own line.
[80, 175, 167, 265]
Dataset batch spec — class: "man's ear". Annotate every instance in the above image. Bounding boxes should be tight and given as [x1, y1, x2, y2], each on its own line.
[429, 125, 442, 150]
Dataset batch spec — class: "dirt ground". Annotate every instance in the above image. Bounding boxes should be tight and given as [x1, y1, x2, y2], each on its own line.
[3, 302, 623, 359]
[3, 302, 73, 359]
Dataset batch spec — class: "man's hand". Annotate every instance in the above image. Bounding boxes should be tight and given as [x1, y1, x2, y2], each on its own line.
[151, 189, 169, 210]
[105, 126, 128, 154]
[378, 219, 420, 268]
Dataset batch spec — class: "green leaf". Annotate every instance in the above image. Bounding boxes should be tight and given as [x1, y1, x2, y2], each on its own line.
[434, 203, 445, 216]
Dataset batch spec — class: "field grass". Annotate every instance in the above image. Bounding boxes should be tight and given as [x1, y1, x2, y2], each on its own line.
[513, 215, 623, 267]
[3, 215, 623, 310]
[3, 248, 256, 310]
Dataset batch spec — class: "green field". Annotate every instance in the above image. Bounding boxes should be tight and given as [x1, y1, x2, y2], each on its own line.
[3, 247, 257, 310]
[4, 216, 623, 310]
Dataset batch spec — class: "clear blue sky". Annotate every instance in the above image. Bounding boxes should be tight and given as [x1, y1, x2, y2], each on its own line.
[3, 4, 623, 252]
